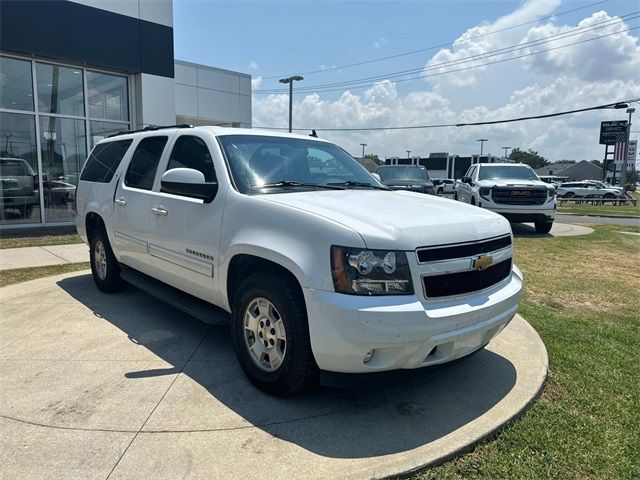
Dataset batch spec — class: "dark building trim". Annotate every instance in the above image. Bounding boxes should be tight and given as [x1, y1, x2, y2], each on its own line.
[0, 0, 174, 78]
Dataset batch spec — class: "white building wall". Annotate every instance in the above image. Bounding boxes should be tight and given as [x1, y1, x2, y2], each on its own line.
[174, 60, 252, 128]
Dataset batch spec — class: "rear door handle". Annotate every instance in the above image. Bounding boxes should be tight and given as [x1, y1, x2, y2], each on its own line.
[151, 206, 168, 216]
[115, 198, 127, 206]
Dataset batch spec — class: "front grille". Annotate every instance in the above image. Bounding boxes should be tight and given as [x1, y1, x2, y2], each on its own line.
[423, 259, 512, 298]
[491, 187, 547, 205]
[417, 235, 511, 263]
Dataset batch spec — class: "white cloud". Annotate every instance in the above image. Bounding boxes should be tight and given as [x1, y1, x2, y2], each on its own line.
[251, 76, 262, 90]
[373, 37, 388, 48]
[253, 2, 640, 162]
[248, 60, 259, 70]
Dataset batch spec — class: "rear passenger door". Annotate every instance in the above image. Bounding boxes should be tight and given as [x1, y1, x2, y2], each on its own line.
[145, 133, 225, 304]
[112, 135, 169, 272]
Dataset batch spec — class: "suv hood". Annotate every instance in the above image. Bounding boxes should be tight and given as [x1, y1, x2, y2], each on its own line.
[258, 190, 511, 250]
[477, 178, 550, 188]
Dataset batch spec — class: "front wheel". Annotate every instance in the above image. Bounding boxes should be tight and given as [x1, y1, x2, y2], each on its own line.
[90, 228, 125, 293]
[535, 220, 553, 234]
[231, 272, 318, 396]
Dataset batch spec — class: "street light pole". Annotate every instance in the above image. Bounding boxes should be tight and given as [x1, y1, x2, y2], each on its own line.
[477, 138, 488, 156]
[360, 143, 367, 158]
[279, 75, 304, 133]
[502, 146, 511, 158]
[621, 107, 635, 189]
[406, 150, 411, 159]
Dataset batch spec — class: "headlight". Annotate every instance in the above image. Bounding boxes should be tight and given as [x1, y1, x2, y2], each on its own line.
[331, 246, 413, 295]
[479, 187, 491, 199]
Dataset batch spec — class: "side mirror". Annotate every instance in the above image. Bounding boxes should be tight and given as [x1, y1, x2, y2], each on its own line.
[371, 172, 381, 181]
[160, 168, 218, 203]
[462, 176, 472, 185]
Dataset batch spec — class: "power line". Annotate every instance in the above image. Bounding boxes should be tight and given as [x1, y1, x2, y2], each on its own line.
[258, 12, 638, 94]
[256, 24, 640, 95]
[260, 0, 610, 80]
[254, 98, 640, 132]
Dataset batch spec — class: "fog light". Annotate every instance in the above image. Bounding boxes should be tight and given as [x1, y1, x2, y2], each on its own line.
[363, 349, 375, 364]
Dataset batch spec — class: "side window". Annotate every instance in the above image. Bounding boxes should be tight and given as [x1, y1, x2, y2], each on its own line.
[80, 140, 132, 183]
[166, 135, 216, 182]
[125, 136, 168, 190]
[466, 166, 475, 178]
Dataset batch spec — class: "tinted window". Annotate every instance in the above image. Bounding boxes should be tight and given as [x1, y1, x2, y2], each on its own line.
[125, 136, 167, 190]
[378, 166, 428, 181]
[478, 165, 538, 181]
[80, 140, 132, 183]
[167, 136, 216, 182]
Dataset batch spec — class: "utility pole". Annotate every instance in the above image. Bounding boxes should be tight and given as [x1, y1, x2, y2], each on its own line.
[502, 146, 511, 158]
[360, 143, 367, 159]
[406, 150, 411, 159]
[278, 75, 304, 133]
[477, 139, 488, 156]
[621, 107, 635, 189]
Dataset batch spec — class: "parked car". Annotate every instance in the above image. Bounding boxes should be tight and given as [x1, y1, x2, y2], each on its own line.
[432, 178, 456, 195]
[585, 180, 624, 196]
[75, 126, 523, 395]
[455, 162, 556, 233]
[376, 165, 435, 194]
[0, 157, 39, 219]
[556, 181, 622, 198]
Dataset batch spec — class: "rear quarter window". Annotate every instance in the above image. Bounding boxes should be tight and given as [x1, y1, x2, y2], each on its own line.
[80, 140, 133, 183]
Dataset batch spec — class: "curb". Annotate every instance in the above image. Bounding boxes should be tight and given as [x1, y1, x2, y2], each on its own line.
[556, 213, 639, 219]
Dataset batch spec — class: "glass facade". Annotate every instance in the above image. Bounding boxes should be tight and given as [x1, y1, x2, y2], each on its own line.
[0, 55, 130, 226]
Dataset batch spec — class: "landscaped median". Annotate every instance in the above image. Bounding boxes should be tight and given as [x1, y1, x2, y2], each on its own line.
[419, 224, 639, 480]
[556, 191, 640, 217]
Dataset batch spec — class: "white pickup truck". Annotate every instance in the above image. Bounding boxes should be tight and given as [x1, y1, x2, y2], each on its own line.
[454, 163, 556, 233]
[75, 126, 523, 395]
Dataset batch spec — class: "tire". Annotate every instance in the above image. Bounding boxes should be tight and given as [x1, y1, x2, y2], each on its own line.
[471, 196, 476, 206]
[89, 227, 125, 293]
[454, 192, 458, 200]
[535, 220, 553, 234]
[231, 271, 318, 396]
[437, 187, 443, 195]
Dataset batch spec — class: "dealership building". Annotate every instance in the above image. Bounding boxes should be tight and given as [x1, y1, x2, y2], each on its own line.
[0, 0, 251, 228]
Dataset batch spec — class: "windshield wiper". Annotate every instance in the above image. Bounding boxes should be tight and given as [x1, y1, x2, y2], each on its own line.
[327, 180, 389, 190]
[251, 180, 345, 190]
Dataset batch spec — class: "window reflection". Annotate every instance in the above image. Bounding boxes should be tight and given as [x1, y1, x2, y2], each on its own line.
[87, 72, 128, 121]
[89, 120, 128, 148]
[36, 63, 85, 116]
[0, 56, 34, 111]
[0, 112, 40, 224]
[39, 116, 86, 223]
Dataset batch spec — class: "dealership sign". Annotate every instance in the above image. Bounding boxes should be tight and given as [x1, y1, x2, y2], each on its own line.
[599, 120, 628, 145]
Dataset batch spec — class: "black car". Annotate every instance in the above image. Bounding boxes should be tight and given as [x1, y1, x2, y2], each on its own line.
[376, 165, 435, 194]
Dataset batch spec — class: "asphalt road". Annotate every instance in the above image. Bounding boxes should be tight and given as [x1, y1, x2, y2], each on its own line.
[556, 214, 640, 227]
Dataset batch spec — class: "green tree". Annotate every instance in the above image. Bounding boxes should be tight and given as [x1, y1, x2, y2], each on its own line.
[508, 148, 549, 169]
[590, 159, 603, 169]
[363, 153, 381, 165]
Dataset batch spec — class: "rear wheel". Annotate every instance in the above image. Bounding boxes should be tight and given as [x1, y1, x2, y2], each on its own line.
[535, 220, 553, 234]
[90, 228, 125, 293]
[231, 271, 318, 395]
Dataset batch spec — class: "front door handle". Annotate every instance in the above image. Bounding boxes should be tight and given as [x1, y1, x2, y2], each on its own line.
[151, 206, 168, 216]
[115, 198, 127, 206]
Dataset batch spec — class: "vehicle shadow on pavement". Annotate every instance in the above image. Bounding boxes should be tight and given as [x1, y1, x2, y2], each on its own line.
[511, 223, 552, 237]
[57, 275, 517, 459]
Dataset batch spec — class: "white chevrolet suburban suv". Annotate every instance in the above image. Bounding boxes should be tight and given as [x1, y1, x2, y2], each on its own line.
[75, 125, 523, 395]
[455, 163, 556, 234]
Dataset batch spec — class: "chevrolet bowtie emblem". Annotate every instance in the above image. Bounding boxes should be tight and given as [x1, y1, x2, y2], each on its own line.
[473, 255, 493, 270]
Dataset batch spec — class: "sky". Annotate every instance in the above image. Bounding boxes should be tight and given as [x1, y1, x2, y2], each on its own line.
[174, 0, 640, 162]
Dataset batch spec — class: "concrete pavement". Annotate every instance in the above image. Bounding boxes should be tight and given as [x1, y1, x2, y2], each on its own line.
[0, 271, 548, 479]
[0, 244, 88, 271]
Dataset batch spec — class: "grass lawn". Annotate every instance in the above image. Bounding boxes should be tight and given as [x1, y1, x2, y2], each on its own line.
[0, 263, 89, 288]
[416, 224, 640, 480]
[0, 232, 82, 249]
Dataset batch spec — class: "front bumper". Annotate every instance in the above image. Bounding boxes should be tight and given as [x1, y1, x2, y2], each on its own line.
[303, 265, 523, 374]
[479, 198, 556, 223]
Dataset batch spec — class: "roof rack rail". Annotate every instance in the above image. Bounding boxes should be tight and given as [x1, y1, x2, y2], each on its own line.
[108, 124, 193, 138]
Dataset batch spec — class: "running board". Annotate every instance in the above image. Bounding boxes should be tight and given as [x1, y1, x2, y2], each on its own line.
[119, 267, 230, 326]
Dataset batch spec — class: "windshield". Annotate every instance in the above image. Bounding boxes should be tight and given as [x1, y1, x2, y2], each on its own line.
[378, 167, 429, 182]
[478, 165, 539, 181]
[217, 135, 383, 194]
